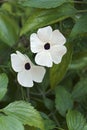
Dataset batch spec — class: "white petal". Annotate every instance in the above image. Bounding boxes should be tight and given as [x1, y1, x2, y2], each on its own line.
[50, 30, 66, 45]
[16, 51, 26, 61]
[30, 33, 43, 53]
[17, 51, 34, 67]
[35, 51, 53, 67]
[50, 45, 67, 64]
[37, 26, 52, 42]
[31, 66, 46, 82]
[11, 53, 24, 72]
[24, 54, 34, 66]
[17, 70, 33, 87]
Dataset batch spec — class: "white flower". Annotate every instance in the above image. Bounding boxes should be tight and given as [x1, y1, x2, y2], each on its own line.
[11, 51, 46, 87]
[30, 26, 67, 67]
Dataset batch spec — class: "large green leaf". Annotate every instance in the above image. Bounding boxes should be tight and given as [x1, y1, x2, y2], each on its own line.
[18, 0, 72, 9]
[50, 42, 73, 88]
[55, 87, 73, 116]
[83, 125, 87, 130]
[70, 14, 87, 37]
[0, 115, 24, 130]
[0, 73, 8, 100]
[66, 110, 86, 130]
[3, 101, 44, 130]
[72, 77, 87, 102]
[20, 4, 77, 35]
[0, 13, 19, 46]
[0, 42, 11, 64]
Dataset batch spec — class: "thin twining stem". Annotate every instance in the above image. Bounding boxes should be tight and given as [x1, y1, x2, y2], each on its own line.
[26, 88, 30, 102]
[77, 9, 87, 13]
[70, 1, 87, 4]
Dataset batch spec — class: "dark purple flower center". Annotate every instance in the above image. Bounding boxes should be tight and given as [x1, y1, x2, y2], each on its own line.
[44, 43, 50, 50]
[25, 63, 31, 70]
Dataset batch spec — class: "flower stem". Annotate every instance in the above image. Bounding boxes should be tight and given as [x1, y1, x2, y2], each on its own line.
[20, 87, 25, 100]
[26, 88, 30, 102]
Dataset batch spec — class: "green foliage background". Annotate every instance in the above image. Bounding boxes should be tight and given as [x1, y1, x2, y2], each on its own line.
[0, 0, 87, 130]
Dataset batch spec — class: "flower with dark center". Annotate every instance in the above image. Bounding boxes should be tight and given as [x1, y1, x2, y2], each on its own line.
[30, 26, 67, 67]
[11, 51, 46, 87]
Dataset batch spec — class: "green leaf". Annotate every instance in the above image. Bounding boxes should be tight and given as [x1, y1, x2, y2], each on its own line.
[1, 2, 12, 13]
[20, 4, 77, 35]
[40, 112, 56, 130]
[0, 43, 11, 64]
[43, 97, 54, 110]
[69, 51, 87, 70]
[72, 77, 87, 102]
[18, 0, 72, 9]
[0, 13, 19, 46]
[50, 42, 73, 88]
[55, 87, 73, 116]
[69, 57, 87, 70]
[0, 115, 24, 130]
[44, 119, 56, 130]
[0, 73, 8, 100]
[83, 125, 87, 130]
[70, 15, 87, 37]
[66, 110, 86, 130]
[24, 125, 37, 130]
[3, 101, 44, 130]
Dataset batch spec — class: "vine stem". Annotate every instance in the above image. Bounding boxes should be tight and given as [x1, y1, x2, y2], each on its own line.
[0, 65, 10, 68]
[20, 87, 25, 101]
[73, 1, 87, 4]
[52, 114, 61, 127]
[26, 88, 30, 102]
[77, 10, 87, 13]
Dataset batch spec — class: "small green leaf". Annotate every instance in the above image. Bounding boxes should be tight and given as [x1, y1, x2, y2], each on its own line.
[72, 77, 87, 102]
[44, 119, 56, 130]
[70, 15, 87, 37]
[50, 42, 73, 88]
[40, 112, 56, 130]
[1, 2, 12, 13]
[18, 0, 72, 9]
[20, 4, 77, 35]
[44, 97, 54, 110]
[3, 101, 44, 130]
[0, 73, 8, 100]
[55, 87, 73, 116]
[0, 13, 19, 46]
[66, 110, 86, 130]
[0, 115, 24, 130]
